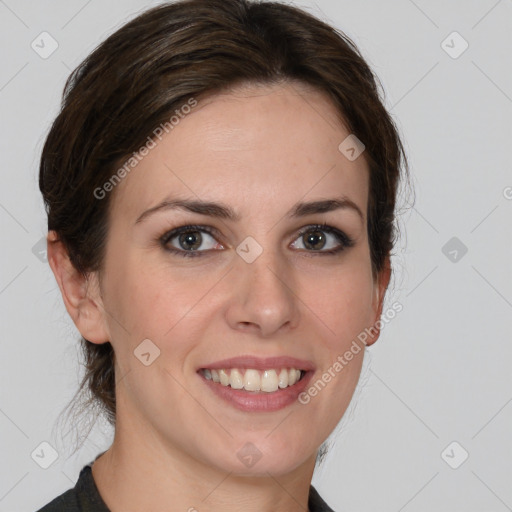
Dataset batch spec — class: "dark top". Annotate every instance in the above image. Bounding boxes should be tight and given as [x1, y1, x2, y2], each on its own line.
[36, 463, 335, 511]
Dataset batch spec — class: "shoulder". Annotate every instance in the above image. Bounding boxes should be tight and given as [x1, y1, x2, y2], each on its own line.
[35, 464, 109, 512]
[35, 487, 80, 512]
[309, 485, 337, 512]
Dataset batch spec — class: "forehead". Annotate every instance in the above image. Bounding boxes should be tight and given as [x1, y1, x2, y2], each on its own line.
[109, 82, 369, 223]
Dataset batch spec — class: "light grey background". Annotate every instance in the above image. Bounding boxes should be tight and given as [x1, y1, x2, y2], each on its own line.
[1, 0, 511, 511]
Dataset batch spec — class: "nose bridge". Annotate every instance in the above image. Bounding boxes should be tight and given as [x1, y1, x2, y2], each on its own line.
[238, 236, 289, 298]
[244, 244, 286, 291]
[227, 233, 299, 335]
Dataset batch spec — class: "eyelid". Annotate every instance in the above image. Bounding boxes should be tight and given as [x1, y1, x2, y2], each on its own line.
[159, 224, 222, 244]
[158, 222, 354, 257]
[295, 223, 354, 247]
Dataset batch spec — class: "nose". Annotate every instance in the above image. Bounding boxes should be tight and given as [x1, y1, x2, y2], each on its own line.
[224, 243, 300, 338]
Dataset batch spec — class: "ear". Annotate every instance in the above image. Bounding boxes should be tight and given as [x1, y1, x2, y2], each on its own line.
[47, 231, 110, 344]
[365, 255, 392, 347]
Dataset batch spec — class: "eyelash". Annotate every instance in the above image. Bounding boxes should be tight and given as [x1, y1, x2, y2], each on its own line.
[158, 224, 354, 258]
[158, 223, 355, 258]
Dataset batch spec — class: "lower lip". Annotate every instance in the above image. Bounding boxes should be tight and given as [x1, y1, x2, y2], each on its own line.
[199, 371, 313, 412]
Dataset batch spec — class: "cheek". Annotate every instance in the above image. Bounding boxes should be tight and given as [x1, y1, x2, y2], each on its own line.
[104, 249, 184, 326]
[103, 255, 217, 369]
[305, 264, 374, 349]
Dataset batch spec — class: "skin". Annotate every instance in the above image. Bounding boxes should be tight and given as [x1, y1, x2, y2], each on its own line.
[48, 81, 391, 512]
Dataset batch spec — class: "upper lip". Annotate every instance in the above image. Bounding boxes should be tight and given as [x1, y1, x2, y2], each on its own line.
[198, 355, 315, 372]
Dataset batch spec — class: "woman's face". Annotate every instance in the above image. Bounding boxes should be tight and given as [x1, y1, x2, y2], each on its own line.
[92, 82, 388, 475]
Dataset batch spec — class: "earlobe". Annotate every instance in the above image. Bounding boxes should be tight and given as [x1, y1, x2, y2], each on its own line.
[47, 231, 110, 344]
[366, 256, 392, 347]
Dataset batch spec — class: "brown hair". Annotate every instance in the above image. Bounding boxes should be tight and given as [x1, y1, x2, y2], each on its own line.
[40, 0, 410, 440]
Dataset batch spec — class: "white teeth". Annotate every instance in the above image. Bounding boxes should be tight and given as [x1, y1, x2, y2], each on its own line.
[219, 369, 229, 386]
[261, 369, 278, 392]
[243, 369, 260, 391]
[202, 367, 304, 392]
[230, 369, 244, 389]
[278, 368, 288, 388]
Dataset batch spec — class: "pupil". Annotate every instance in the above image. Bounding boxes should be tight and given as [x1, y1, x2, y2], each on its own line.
[305, 230, 325, 250]
[180, 231, 201, 250]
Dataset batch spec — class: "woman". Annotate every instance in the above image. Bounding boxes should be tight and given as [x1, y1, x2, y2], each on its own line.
[36, 0, 408, 510]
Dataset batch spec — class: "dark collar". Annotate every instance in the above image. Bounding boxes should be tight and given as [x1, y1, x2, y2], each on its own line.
[75, 463, 335, 512]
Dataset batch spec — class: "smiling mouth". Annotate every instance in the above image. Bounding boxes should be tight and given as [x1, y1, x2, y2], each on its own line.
[199, 367, 306, 393]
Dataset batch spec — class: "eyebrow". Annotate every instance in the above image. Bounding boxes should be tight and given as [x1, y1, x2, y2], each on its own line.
[134, 196, 364, 225]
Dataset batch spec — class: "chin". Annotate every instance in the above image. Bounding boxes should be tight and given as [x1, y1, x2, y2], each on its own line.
[201, 433, 317, 477]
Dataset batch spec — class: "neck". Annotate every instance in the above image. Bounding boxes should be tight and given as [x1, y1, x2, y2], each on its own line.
[91, 413, 317, 512]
